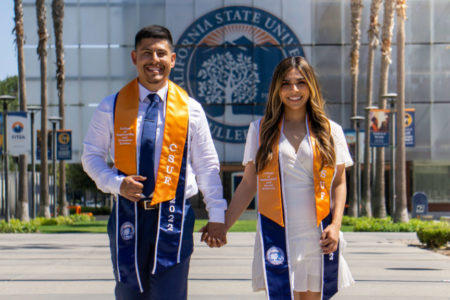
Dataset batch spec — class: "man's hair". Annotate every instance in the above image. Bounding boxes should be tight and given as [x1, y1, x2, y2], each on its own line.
[134, 25, 173, 49]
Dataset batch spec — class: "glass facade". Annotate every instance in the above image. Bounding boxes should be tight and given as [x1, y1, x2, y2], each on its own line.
[22, 0, 449, 169]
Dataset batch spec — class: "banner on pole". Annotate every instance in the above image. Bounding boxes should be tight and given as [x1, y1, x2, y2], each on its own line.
[7, 112, 30, 156]
[405, 108, 415, 147]
[57, 130, 72, 160]
[369, 109, 390, 147]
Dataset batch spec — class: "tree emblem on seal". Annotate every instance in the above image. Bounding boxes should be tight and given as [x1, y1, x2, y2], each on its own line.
[197, 52, 260, 114]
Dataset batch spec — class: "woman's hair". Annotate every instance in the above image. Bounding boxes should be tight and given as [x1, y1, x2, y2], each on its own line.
[255, 56, 336, 172]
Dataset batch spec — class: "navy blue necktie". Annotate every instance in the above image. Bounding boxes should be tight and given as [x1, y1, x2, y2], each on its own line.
[139, 93, 160, 198]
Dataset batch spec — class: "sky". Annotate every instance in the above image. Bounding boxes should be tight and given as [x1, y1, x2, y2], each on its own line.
[0, 1, 18, 81]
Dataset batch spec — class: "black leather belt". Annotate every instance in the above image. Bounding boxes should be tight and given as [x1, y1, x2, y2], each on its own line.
[137, 199, 159, 210]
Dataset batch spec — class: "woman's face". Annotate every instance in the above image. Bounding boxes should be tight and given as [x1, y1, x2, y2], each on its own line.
[279, 68, 310, 113]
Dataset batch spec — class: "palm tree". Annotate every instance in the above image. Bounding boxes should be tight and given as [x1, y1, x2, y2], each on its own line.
[52, 0, 67, 216]
[395, 0, 408, 222]
[373, 0, 396, 218]
[36, 0, 50, 218]
[14, 0, 29, 221]
[349, 0, 363, 217]
[362, 0, 382, 218]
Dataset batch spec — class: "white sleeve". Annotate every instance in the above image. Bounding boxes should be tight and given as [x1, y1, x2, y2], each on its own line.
[189, 100, 227, 223]
[81, 95, 124, 195]
[242, 120, 260, 166]
[330, 120, 354, 167]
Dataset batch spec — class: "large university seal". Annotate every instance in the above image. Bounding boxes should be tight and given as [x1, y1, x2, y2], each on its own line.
[172, 6, 304, 143]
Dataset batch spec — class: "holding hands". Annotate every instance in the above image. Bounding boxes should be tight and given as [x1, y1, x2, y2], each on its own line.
[199, 222, 227, 248]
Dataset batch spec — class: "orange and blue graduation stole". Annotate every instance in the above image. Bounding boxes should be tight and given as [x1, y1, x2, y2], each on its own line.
[113, 78, 189, 292]
[257, 116, 338, 300]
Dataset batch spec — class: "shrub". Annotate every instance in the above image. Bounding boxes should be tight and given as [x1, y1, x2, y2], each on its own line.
[351, 217, 431, 232]
[342, 216, 358, 226]
[69, 214, 95, 223]
[80, 206, 111, 215]
[0, 219, 38, 233]
[416, 222, 450, 248]
[33, 215, 95, 226]
[34, 217, 58, 226]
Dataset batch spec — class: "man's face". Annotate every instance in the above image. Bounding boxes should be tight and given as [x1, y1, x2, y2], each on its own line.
[131, 38, 176, 91]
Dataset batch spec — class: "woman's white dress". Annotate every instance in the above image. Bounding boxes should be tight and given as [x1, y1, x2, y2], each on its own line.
[242, 119, 355, 292]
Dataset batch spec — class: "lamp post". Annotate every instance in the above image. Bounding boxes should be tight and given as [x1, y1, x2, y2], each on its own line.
[48, 116, 62, 217]
[27, 105, 41, 219]
[382, 93, 397, 217]
[350, 115, 365, 217]
[0, 95, 16, 222]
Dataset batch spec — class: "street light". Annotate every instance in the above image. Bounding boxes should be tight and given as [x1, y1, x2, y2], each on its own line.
[351, 115, 365, 217]
[382, 93, 397, 217]
[27, 105, 41, 219]
[48, 116, 62, 218]
[0, 95, 16, 223]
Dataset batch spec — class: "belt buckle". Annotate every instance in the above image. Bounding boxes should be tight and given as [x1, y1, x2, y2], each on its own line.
[143, 200, 156, 210]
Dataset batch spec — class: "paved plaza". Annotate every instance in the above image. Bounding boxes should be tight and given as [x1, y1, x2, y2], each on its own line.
[0, 232, 449, 300]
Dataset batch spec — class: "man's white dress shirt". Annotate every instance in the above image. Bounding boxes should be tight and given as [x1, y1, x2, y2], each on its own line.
[81, 82, 226, 222]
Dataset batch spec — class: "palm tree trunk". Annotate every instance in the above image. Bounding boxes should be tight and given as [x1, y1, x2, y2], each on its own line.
[52, 0, 67, 216]
[373, 0, 396, 218]
[362, 0, 382, 219]
[395, 0, 408, 223]
[14, 0, 29, 221]
[349, 0, 363, 217]
[36, 0, 50, 218]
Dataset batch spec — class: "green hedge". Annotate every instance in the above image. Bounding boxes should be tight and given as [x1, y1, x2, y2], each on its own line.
[0, 215, 95, 233]
[417, 222, 450, 248]
[342, 216, 425, 232]
[342, 216, 450, 249]
[0, 219, 38, 233]
[37, 214, 95, 225]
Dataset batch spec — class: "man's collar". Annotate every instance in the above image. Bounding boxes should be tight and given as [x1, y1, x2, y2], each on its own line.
[138, 81, 168, 102]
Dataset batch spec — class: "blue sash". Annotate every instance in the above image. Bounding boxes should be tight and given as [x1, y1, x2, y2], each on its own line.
[320, 214, 339, 300]
[152, 138, 188, 274]
[260, 214, 292, 300]
[116, 192, 141, 291]
[259, 212, 339, 300]
[114, 91, 189, 292]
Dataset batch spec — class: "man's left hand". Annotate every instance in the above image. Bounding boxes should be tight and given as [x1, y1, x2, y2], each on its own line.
[199, 222, 227, 248]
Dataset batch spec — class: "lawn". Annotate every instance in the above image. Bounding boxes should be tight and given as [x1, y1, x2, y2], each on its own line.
[38, 219, 353, 233]
[38, 220, 108, 233]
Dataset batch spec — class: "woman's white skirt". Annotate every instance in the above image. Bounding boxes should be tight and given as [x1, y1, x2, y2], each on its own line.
[252, 230, 354, 293]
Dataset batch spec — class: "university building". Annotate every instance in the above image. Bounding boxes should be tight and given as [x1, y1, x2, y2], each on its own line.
[21, 0, 450, 215]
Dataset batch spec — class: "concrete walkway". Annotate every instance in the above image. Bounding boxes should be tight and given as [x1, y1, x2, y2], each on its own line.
[0, 232, 449, 299]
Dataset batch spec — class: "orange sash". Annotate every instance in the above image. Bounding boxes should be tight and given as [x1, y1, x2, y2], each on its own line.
[114, 79, 189, 205]
[257, 117, 335, 227]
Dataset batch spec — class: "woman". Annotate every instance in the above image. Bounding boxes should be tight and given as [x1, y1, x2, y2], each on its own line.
[224, 56, 354, 300]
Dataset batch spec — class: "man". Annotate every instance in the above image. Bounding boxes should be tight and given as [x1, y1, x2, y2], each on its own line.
[82, 25, 227, 300]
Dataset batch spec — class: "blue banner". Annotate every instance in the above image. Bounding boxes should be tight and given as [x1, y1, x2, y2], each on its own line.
[57, 130, 72, 160]
[405, 109, 415, 147]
